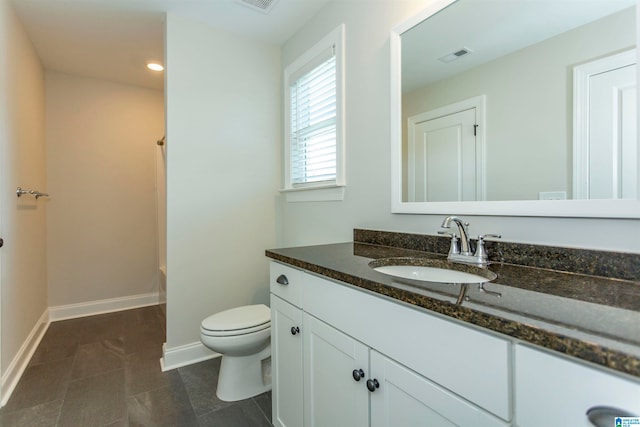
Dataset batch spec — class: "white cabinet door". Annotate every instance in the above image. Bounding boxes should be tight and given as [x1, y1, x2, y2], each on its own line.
[303, 313, 369, 427]
[303, 271, 511, 420]
[515, 345, 640, 427]
[271, 295, 304, 427]
[370, 351, 509, 427]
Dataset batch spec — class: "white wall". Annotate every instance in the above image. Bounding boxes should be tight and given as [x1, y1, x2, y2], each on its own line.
[165, 14, 280, 353]
[403, 7, 635, 201]
[279, 1, 640, 253]
[45, 71, 164, 307]
[0, 0, 47, 389]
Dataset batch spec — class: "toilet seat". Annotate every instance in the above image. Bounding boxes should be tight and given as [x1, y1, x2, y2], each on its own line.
[201, 304, 270, 337]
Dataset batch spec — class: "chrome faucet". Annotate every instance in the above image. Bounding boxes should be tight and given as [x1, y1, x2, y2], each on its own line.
[440, 216, 501, 266]
[440, 216, 472, 255]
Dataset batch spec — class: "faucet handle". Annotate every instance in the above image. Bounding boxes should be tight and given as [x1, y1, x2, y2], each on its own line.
[438, 231, 460, 255]
[474, 234, 501, 263]
[477, 234, 502, 242]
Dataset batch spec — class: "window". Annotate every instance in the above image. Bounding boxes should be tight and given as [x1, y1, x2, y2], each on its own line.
[283, 25, 345, 201]
[290, 54, 336, 185]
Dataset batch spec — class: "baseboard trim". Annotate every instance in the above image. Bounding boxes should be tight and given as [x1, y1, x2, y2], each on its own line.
[1, 309, 50, 407]
[49, 292, 160, 321]
[161, 341, 219, 372]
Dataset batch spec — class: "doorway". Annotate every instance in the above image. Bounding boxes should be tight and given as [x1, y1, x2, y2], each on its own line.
[573, 49, 637, 200]
[407, 95, 486, 202]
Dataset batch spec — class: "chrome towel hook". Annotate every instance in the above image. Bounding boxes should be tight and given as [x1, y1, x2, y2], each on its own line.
[16, 187, 49, 199]
[30, 190, 49, 199]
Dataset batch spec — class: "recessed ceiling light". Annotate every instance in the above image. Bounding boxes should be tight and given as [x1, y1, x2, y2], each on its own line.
[147, 63, 164, 72]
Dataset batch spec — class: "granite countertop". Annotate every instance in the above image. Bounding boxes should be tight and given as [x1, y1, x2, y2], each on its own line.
[266, 235, 640, 379]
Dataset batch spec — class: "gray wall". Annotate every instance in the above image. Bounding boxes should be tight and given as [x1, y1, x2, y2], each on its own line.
[403, 7, 635, 201]
[165, 13, 281, 354]
[45, 71, 164, 307]
[0, 0, 47, 399]
[278, 1, 640, 253]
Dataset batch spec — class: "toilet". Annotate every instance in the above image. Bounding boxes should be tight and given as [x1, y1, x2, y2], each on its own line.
[200, 304, 272, 402]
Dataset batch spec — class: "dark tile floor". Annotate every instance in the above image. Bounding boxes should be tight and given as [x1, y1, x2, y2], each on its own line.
[0, 305, 272, 427]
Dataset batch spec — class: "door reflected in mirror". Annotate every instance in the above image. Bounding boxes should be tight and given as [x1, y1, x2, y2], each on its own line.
[400, 0, 637, 203]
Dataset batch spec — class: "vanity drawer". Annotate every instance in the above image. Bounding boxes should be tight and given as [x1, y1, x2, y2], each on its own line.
[515, 345, 640, 426]
[270, 261, 303, 307]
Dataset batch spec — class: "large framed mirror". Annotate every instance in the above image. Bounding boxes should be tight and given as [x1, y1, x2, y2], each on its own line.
[390, 0, 640, 217]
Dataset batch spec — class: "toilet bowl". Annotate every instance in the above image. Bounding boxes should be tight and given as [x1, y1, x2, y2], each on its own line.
[200, 304, 272, 402]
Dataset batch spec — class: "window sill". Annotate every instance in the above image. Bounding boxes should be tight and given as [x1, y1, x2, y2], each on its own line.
[280, 185, 346, 202]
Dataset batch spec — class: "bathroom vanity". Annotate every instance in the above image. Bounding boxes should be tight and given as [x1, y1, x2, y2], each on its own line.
[266, 230, 640, 427]
[266, 0, 640, 423]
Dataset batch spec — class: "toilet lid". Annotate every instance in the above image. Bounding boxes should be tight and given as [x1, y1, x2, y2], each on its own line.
[200, 321, 270, 337]
[201, 304, 270, 332]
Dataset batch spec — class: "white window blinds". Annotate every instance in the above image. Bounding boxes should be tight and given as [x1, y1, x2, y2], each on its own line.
[289, 49, 337, 186]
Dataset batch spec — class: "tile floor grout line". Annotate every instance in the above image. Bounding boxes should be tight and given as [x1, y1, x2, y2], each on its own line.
[253, 397, 273, 426]
[53, 398, 64, 427]
[176, 365, 204, 421]
[68, 366, 126, 385]
[56, 373, 72, 427]
[252, 395, 270, 423]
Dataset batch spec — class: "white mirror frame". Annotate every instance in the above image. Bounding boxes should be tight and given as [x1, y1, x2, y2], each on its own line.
[390, 0, 640, 218]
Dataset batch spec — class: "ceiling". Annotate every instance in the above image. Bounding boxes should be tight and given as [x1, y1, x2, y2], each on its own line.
[401, 0, 636, 93]
[11, 0, 334, 90]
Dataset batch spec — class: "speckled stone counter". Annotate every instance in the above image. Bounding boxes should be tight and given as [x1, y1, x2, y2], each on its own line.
[265, 230, 640, 378]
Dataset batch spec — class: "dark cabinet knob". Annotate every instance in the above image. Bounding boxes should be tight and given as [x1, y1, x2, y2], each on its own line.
[352, 369, 365, 382]
[290, 326, 300, 335]
[366, 378, 380, 392]
[276, 275, 289, 285]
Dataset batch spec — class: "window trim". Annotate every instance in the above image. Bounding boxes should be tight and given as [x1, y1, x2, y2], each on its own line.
[282, 24, 345, 202]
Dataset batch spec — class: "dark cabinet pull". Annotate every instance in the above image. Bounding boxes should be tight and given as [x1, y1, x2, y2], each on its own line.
[366, 379, 380, 392]
[587, 406, 638, 427]
[276, 274, 289, 285]
[352, 369, 365, 381]
[290, 326, 300, 335]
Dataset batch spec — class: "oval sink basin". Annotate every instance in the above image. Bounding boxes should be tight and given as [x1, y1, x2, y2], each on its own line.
[369, 258, 496, 285]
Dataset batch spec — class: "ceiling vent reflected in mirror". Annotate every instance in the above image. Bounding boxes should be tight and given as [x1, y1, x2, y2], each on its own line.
[235, 0, 280, 14]
[438, 48, 473, 63]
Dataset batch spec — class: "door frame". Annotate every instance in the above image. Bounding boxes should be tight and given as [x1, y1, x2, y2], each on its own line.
[573, 48, 636, 199]
[407, 95, 486, 201]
